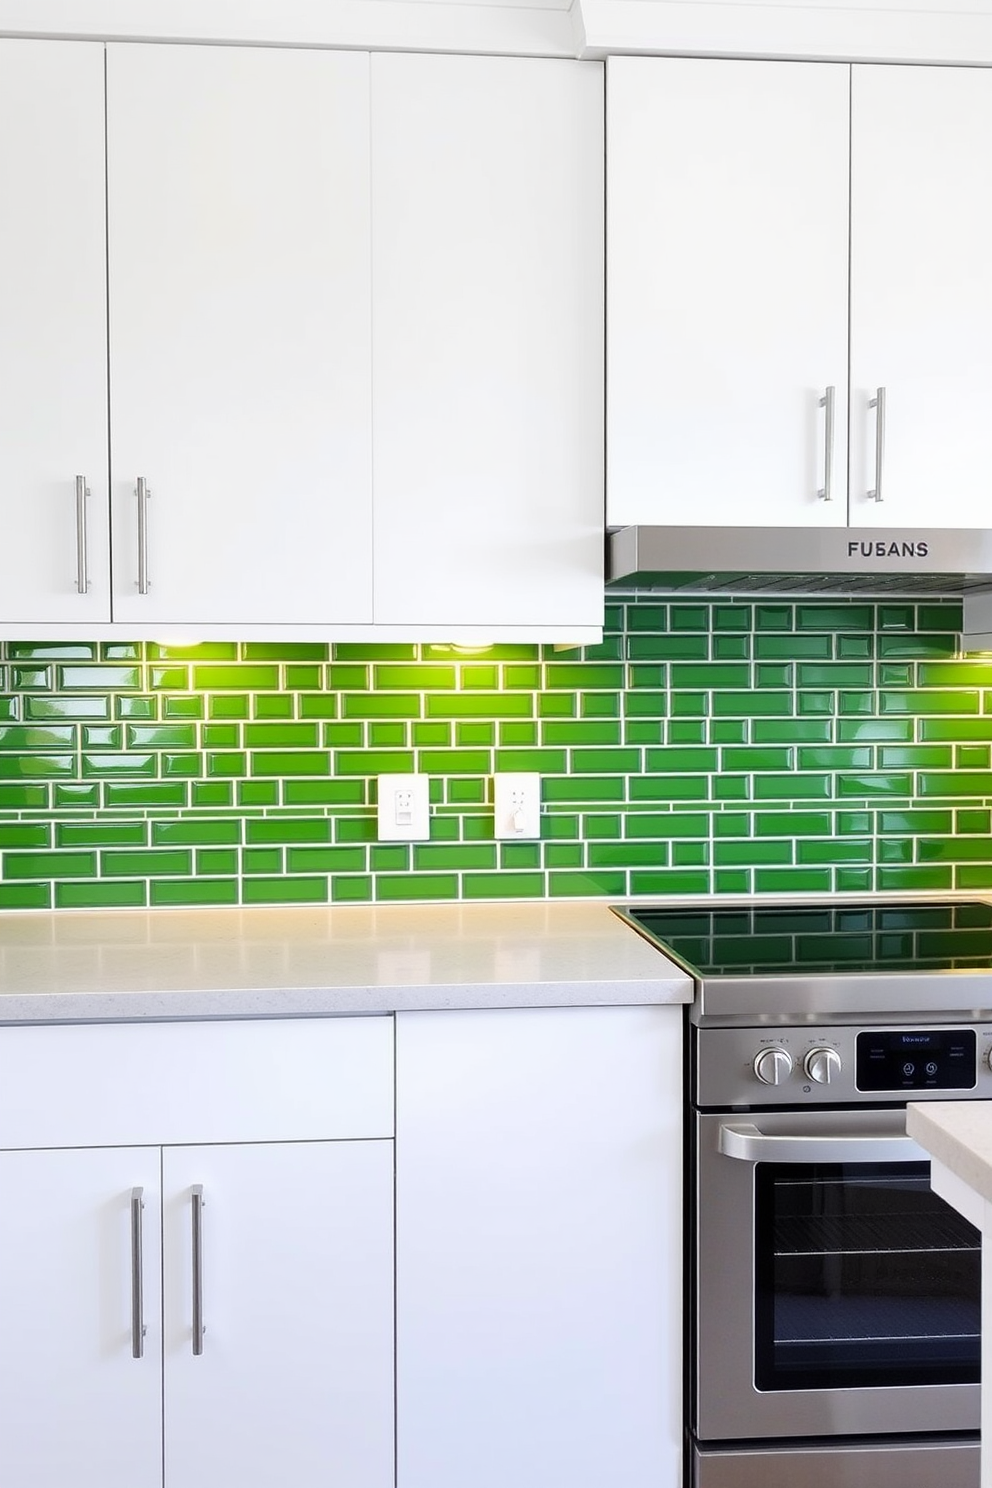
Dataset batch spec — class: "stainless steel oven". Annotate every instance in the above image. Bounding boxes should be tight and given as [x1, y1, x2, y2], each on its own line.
[616, 899, 992, 1488]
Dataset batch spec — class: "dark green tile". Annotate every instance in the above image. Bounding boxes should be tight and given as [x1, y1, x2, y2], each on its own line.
[877, 745, 953, 768]
[878, 634, 955, 659]
[797, 692, 834, 716]
[754, 605, 794, 631]
[836, 868, 873, 893]
[52, 784, 97, 807]
[582, 813, 622, 839]
[798, 747, 872, 770]
[644, 747, 717, 772]
[837, 718, 913, 742]
[0, 784, 49, 807]
[836, 636, 873, 660]
[797, 664, 873, 687]
[104, 784, 187, 808]
[569, 748, 641, 773]
[754, 664, 792, 688]
[755, 634, 831, 660]
[878, 839, 913, 863]
[625, 604, 668, 632]
[877, 605, 915, 631]
[713, 776, 749, 800]
[547, 665, 625, 691]
[628, 635, 706, 661]
[957, 809, 991, 833]
[542, 721, 622, 746]
[669, 605, 710, 631]
[838, 773, 912, 797]
[9, 642, 96, 660]
[709, 720, 746, 744]
[546, 844, 584, 872]
[837, 692, 875, 715]
[711, 692, 793, 716]
[56, 881, 147, 908]
[0, 725, 75, 751]
[624, 692, 668, 718]
[243, 877, 328, 904]
[755, 867, 832, 892]
[753, 774, 832, 800]
[917, 603, 962, 630]
[715, 840, 792, 867]
[876, 866, 954, 891]
[722, 748, 792, 771]
[714, 870, 750, 893]
[713, 813, 751, 838]
[670, 721, 708, 744]
[126, 724, 197, 748]
[796, 605, 873, 631]
[958, 745, 992, 769]
[755, 811, 833, 837]
[544, 814, 580, 839]
[712, 605, 751, 632]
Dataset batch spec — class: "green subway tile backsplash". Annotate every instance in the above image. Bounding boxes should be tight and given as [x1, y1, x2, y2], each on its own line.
[0, 594, 989, 904]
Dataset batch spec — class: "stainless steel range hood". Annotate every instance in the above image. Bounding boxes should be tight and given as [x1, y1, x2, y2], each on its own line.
[607, 525, 992, 648]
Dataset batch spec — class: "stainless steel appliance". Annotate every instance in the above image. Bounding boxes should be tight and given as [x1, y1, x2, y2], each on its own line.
[615, 899, 992, 1488]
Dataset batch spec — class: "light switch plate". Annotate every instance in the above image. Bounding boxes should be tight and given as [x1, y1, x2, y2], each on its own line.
[377, 773, 430, 841]
[493, 773, 541, 840]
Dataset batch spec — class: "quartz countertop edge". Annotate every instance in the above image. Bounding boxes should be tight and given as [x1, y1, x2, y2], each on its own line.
[0, 901, 692, 1021]
[906, 1101, 992, 1208]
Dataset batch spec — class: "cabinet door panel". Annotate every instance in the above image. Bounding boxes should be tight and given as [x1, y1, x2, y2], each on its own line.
[396, 1006, 682, 1488]
[163, 1140, 393, 1488]
[0, 1147, 161, 1488]
[851, 65, 992, 527]
[107, 44, 372, 625]
[372, 54, 604, 630]
[608, 56, 850, 527]
[0, 39, 110, 623]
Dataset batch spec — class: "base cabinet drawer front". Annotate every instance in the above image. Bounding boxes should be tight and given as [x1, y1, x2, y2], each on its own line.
[0, 1147, 163, 1488]
[0, 1016, 394, 1148]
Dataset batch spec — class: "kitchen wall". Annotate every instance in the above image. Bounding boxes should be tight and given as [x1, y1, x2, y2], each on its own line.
[0, 592, 987, 909]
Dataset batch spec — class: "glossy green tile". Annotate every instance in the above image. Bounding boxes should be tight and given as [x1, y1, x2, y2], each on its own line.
[11, 667, 52, 690]
[126, 724, 196, 748]
[501, 843, 542, 870]
[624, 692, 668, 718]
[9, 642, 95, 660]
[878, 634, 955, 659]
[837, 718, 913, 743]
[495, 749, 567, 773]
[58, 822, 147, 847]
[715, 840, 792, 867]
[117, 697, 157, 720]
[82, 727, 122, 750]
[797, 839, 872, 865]
[643, 747, 717, 772]
[426, 693, 533, 720]
[957, 809, 991, 833]
[755, 664, 792, 688]
[797, 664, 873, 688]
[754, 811, 833, 837]
[0, 883, 51, 909]
[241, 643, 327, 661]
[630, 869, 710, 894]
[916, 603, 962, 630]
[797, 692, 834, 716]
[24, 696, 108, 720]
[672, 721, 709, 744]
[714, 813, 750, 837]
[285, 665, 323, 690]
[244, 723, 319, 748]
[102, 850, 191, 877]
[721, 748, 792, 771]
[205, 752, 246, 777]
[287, 847, 367, 873]
[194, 666, 279, 690]
[196, 850, 238, 874]
[151, 879, 238, 905]
[245, 819, 329, 844]
[876, 866, 954, 891]
[837, 811, 872, 835]
[331, 876, 373, 902]
[753, 774, 832, 800]
[921, 717, 992, 740]
[878, 745, 953, 769]
[547, 665, 625, 691]
[55, 666, 137, 692]
[243, 848, 282, 874]
[52, 784, 97, 807]
[838, 773, 912, 797]
[0, 754, 75, 778]
[419, 751, 492, 776]
[542, 721, 622, 746]
[103, 784, 187, 808]
[838, 692, 875, 715]
[413, 845, 498, 871]
[372, 665, 455, 690]
[714, 870, 750, 893]
[82, 753, 156, 778]
[628, 635, 706, 661]
[0, 823, 51, 848]
[796, 605, 873, 632]
[669, 605, 710, 631]
[56, 880, 146, 908]
[836, 868, 873, 892]
[202, 725, 239, 749]
[837, 636, 873, 660]
[284, 782, 365, 808]
[755, 867, 832, 892]
[549, 870, 627, 896]
[243, 877, 328, 904]
[0, 784, 49, 808]
[918, 838, 992, 863]
[253, 694, 294, 719]
[456, 723, 495, 747]
[0, 726, 74, 750]
[377, 873, 459, 900]
[798, 747, 872, 770]
[250, 751, 330, 776]
[625, 811, 709, 837]
[5, 851, 96, 879]
[587, 842, 669, 867]
[712, 605, 751, 632]
[711, 692, 793, 716]
[957, 745, 992, 768]
[754, 605, 793, 631]
[882, 690, 979, 714]
[193, 782, 233, 807]
[540, 694, 577, 718]
[918, 771, 992, 797]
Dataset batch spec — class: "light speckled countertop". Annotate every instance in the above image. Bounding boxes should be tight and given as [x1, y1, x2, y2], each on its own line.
[0, 900, 692, 1022]
[907, 1100, 992, 1208]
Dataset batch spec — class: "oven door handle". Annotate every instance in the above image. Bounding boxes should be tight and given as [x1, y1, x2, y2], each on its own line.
[718, 1123, 927, 1165]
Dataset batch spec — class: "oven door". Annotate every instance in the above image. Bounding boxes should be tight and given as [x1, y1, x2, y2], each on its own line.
[695, 1108, 981, 1443]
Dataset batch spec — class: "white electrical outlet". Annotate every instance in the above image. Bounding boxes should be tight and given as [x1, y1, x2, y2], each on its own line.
[493, 773, 541, 840]
[377, 774, 431, 841]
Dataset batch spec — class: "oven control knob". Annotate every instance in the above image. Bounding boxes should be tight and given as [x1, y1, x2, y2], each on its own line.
[804, 1047, 842, 1085]
[753, 1048, 793, 1085]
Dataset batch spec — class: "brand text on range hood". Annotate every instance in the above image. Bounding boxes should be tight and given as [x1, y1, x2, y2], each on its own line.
[607, 526, 992, 598]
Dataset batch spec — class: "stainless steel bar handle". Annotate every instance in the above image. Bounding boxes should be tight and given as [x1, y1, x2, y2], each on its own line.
[868, 386, 886, 501]
[191, 1184, 204, 1356]
[130, 1186, 145, 1360]
[817, 387, 835, 501]
[135, 477, 151, 594]
[719, 1122, 925, 1165]
[74, 476, 90, 593]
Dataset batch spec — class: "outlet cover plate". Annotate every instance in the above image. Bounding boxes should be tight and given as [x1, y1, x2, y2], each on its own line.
[377, 773, 430, 841]
[493, 772, 541, 840]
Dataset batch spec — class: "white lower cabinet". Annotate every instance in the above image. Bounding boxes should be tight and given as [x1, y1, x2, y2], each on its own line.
[395, 1005, 684, 1488]
[0, 1147, 163, 1488]
[0, 1017, 395, 1488]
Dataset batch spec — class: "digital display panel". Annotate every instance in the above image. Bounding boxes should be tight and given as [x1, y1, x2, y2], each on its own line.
[856, 1029, 977, 1092]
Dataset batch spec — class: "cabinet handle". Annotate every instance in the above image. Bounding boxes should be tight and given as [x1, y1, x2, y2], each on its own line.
[868, 387, 886, 502]
[74, 476, 90, 593]
[135, 477, 151, 594]
[191, 1184, 205, 1356]
[817, 387, 835, 502]
[130, 1186, 146, 1360]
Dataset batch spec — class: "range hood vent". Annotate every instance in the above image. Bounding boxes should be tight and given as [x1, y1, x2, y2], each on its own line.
[607, 525, 992, 649]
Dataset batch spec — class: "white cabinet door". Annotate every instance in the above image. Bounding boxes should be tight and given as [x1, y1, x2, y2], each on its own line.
[371, 54, 604, 633]
[851, 64, 992, 528]
[163, 1140, 394, 1488]
[0, 39, 110, 623]
[0, 1147, 162, 1488]
[106, 44, 373, 627]
[396, 1006, 683, 1488]
[607, 57, 850, 528]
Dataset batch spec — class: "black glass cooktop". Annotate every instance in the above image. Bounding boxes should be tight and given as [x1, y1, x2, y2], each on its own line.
[623, 901, 992, 977]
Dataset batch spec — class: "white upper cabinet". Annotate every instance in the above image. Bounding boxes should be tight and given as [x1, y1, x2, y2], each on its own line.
[106, 44, 373, 628]
[0, 40, 110, 622]
[607, 56, 850, 528]
[371, 54, 604, 634]
[851, 64, 992, 528]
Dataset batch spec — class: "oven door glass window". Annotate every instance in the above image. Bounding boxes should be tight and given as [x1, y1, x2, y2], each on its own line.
[754, 1160, 980, 1391]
